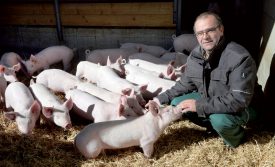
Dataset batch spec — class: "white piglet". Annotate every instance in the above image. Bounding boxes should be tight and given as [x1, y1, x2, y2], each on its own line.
[0, 64, 20, 82]
[0, 52, 22, 67]
[128, 56, 176, 80]
[124, 63, 176, 99]
[1, 52, 30, 79]
[85, 48, 137, 65]
[95, 65, 147, 107]
[4, 82, 41, 135]
[75, 61, 101, 83]
[120, 43, 168, 57]
[36, 69, 79, 93]
[76, 82, 144, 115]
[30, 81, 73, 129]
[23, 45, 74, 75]
[74, 101, 182, 159]
[65, 89, 139, 123]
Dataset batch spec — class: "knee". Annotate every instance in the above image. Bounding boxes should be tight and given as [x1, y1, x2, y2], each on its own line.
[209, 114, 235, 133]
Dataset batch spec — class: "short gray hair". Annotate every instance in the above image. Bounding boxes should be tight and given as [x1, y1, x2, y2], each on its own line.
[193, 11, 223, 32]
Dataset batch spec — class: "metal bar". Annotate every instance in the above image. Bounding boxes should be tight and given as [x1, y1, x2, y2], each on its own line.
[54, 0, 64, 43]
[176, 0, 182, 36]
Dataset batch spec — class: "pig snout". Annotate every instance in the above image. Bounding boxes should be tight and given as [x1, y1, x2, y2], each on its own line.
[18, 126, 33, 135]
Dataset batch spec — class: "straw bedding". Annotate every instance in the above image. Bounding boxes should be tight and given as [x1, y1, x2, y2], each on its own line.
[0, 104, 274, 167]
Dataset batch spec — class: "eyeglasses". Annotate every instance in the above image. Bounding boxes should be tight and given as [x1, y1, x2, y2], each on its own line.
[195, 25, 220, 38]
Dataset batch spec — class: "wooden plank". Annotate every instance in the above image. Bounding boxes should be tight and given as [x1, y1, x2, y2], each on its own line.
[0, 14, 173, 27]
[62, 14, 173, 27]
[1, 3, 54, 15]
[0, 2, 175, 27]
[0, 15, 56, 26]
[60, 2, 173, 15]
[1, 2, 172, 15]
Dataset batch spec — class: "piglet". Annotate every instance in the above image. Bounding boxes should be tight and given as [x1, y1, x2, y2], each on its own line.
[1, 52, 31, 79]
[29, 81, 73, 129]
[85, 48, 137, 65]
[124, 63, 176, 99]
[0, 64, 20, 82]
[4, 82, 41, 135]
[23, 45, 74, 75]
[74, 100, 182, 159]
[35, 69, 80, 93]
[128, 55, 176, 80]
[120, 42, 168, 57]
[0, 52, 22, 67]
[172, 34, 198, 54]
[65, 89, 139, 123]
[76, 82, 144, 115]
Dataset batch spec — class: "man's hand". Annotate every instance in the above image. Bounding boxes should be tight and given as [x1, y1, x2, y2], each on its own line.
[177, 99, 197, 113]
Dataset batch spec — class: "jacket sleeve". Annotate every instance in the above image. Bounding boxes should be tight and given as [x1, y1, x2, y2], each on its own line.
[196, 55, 257, 117]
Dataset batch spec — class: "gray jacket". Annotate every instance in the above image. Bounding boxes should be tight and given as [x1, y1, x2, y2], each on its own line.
[157, 39, 257, 118]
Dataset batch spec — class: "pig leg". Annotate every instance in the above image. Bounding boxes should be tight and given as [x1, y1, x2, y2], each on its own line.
[5, 100, 11, 109]
[88, 148, 102, 159]
[140, 137, 155, 158]
[62, 60, 71, 71]
[77, 139, 102, 159]
[141, 143, 154, 158]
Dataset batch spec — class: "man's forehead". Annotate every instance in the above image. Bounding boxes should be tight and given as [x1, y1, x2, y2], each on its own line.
[195, 16, 217, 29]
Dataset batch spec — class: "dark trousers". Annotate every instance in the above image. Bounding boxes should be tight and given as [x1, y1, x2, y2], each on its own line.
[170, 92, 257, 147]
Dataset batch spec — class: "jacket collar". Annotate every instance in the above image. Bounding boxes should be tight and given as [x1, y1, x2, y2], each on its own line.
[192, 37, 228, 68]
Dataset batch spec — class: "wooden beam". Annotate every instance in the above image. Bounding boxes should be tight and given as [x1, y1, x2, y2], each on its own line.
[0, 2, 175, 27]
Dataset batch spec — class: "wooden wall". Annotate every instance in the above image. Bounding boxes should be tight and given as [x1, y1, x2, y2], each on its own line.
[0, 2, 175, 27]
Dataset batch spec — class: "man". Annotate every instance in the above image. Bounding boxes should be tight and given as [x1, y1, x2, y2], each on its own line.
[150, 11, 258, 147]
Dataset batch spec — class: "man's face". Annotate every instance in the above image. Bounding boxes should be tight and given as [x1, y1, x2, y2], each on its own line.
[194, 15, 224, 54]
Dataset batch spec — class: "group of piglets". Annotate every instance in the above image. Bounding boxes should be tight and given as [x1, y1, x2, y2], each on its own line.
[2, 46, 75, 135]
[1, 39, 189, 158]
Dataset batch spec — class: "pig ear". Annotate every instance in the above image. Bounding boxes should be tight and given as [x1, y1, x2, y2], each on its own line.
[167, 64, 174, 75]
[12, 63, 21, 71]
[116, 56, 123, 65]
[42, 107, 54, 118]
[63, 97, 74, 110]
[4, 111, 18, 121]
[139, 84, 148, 93]
[120, 95, 127, 106]
[121, 88, 132, 96]
[168, 71, 177, 81]
[122, 88, 136, 98]
[179, 64, 187, 73]
[117, 103, 124, 117]
[106, 56, 111, 66]
[30, 54, 37, 63]
[30, 100, 41, 114]
[0, 65, 6, 73]
[129, 88, 135, 97]
[148, 101, 158, 116]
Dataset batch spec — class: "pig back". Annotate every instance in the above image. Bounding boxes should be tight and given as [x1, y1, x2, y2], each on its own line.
[5, 82, 35, 109]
